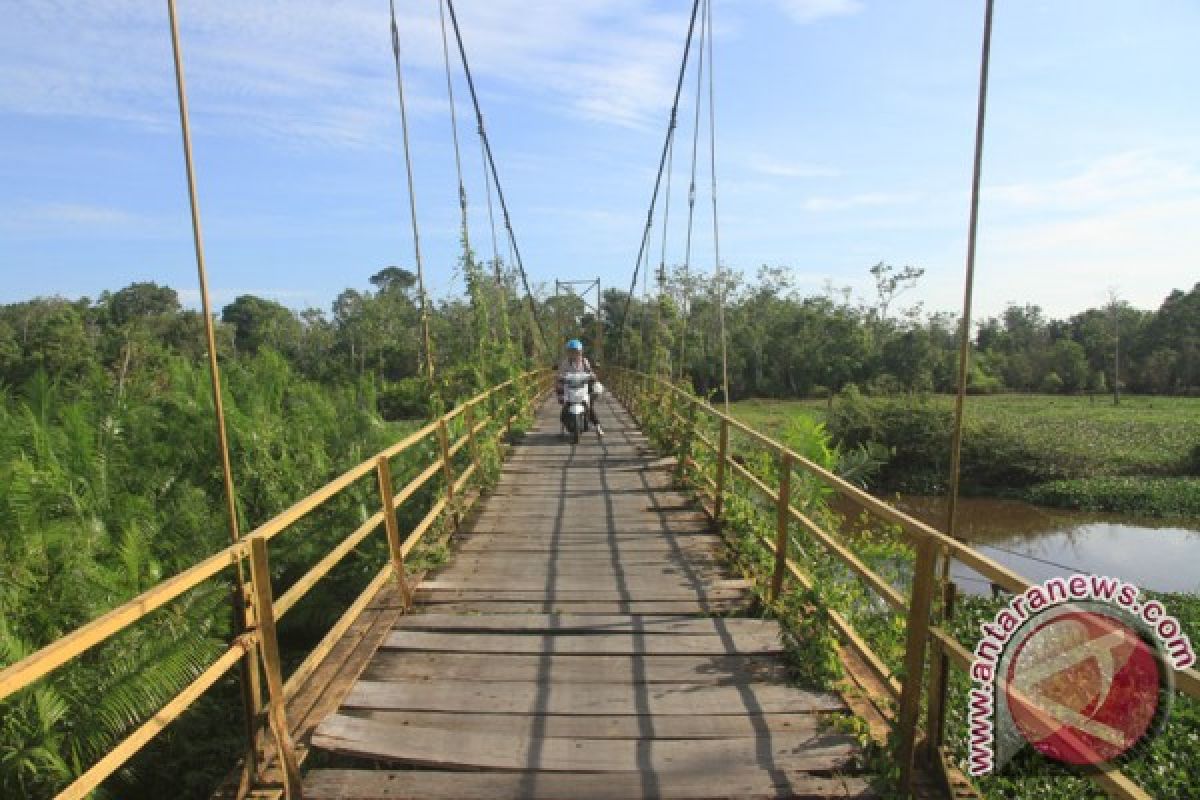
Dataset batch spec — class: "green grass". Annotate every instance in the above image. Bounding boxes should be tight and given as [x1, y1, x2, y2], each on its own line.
[734, 394, 1200, 476]
[729, 394, 1200, 516]
[727, 397, 828, 435]
[955, 394, 1200, 478]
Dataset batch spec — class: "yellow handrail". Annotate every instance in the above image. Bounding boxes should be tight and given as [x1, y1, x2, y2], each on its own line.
[609, 367, 1194, 800]
[0, 367, 553, 800]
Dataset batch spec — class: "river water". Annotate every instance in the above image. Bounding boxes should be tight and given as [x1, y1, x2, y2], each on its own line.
[888, 496, 1200, 596]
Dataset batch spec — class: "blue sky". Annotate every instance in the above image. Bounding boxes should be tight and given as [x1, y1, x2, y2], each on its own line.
[1, 0, 1197, 320]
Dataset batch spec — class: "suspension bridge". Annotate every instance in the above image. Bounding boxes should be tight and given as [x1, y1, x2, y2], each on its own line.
[1, 1, 1197, 799]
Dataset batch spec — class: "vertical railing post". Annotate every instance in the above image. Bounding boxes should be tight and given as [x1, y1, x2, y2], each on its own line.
[237, 580, 264, 789]
[437, 418, 458, 529]
[375, 456, 413, 608]
[714, 417, 729, 520]
[675, 396, 698, 483]
[898, 535, 939, 793]
[924, 571, 956, 763]
[769, 452, 793, 603]
[247, 537, 303, 799]
[503, 381, 514, 441]
[465, 401, 482, 475]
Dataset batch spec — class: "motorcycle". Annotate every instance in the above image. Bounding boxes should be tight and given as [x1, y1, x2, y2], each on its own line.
[560, 370, 601, 443]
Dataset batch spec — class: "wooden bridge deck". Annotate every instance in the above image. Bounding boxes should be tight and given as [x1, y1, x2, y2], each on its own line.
[304, 394, 875, 799]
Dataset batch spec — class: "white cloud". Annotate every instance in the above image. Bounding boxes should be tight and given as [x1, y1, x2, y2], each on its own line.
[773, 0, 864, 25]
[746, 154, 839, 179]
[802, 191, 919, 212]
[0, 203, 171, 237]
[987, 150, 1200, 212]
[977, 150, 1200, 314]
[0, 1, 698, 146]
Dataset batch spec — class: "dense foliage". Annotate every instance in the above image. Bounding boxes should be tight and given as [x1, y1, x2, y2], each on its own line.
[0, 261, 533, 798]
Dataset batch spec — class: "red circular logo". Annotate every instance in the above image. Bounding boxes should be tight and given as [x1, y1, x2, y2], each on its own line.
[1004, 610, 1162, 766]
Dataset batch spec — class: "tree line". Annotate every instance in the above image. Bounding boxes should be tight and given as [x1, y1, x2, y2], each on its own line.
[593, 263, 1200, 400]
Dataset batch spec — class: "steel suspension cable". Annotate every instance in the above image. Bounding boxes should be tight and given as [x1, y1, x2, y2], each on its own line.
[388, 0, 436, 381]
[676, 0, 708, 379]
[614, 0, 704, 365]
[705, 0, 731, 412]
[646, 129, 676, 374]
[479, 129, 513, 349]
[946, 0, 995, 543]
[164, 0, 261, 788]
[444, 0, 549, 354]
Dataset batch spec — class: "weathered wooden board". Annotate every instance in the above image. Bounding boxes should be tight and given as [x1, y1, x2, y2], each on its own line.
[312, 714, 859, 773]
[305, 769, 878, 800]
[453, 537, 723, 554]
[340, 709, 825, 739]
[413, 600, 746, 615]
[394, 614, 776, 636]
[362, 652, 789, 685]
[382, 630, 782, 656]
[415, 587, 750, 601]
[432, 560, 731, 577]
[417, 579, 750, 593]
[441, 552, 725, 568]
[342, 679, 844, 716]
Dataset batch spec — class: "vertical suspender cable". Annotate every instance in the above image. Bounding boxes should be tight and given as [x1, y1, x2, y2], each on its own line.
[444, 0, 549, 355]
[437, 0, 490, 348]
[946, 0, 995, 543]
[648, 130, 676, 375]
[677, 0, 707, 380]
[615, 0, 704, 365]
[479, 130, 513, 349]
[705, 0, 730, 413]
[389, 0, 436, 381]
[164, 0, 260, 788]
[438, 0, 469, 248]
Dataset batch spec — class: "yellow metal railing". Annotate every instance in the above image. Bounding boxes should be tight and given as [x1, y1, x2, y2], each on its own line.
[608, 368, 1199, 800]
[0, 368, 554, 800]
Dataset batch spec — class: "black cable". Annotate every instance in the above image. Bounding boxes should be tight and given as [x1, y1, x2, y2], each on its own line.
[443, 0, 549, 353]
[976, 542, 1089, 575]
[615, 0, 704, 365]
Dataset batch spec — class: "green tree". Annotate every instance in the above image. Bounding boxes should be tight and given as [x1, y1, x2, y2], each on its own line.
[220, 295, 302, 356]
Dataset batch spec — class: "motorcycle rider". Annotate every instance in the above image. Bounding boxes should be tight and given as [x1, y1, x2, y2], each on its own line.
[556, 338, 604, 437]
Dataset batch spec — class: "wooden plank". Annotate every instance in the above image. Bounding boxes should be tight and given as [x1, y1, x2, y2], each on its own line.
[331, 709, 828, 739]
[312, 715, 859, 773]
[381, 630, 781, 656]
[463, 522, 715, 535]
[306, 769, 878, 800]
[419, 578, 750, 591]
[453, 537, 722, 553]
[434, 558, 729, 573]
[448, 549, 724, 563]
[415, 587, 750, 601]
[341, 679, 841, 716]
[430, 565, 733, 582]
[394, 614, 778, 636]
[362, 652, 789, 685]
[414, 600, 746, 615]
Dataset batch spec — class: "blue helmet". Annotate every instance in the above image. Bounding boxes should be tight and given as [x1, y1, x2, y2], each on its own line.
[566, 338, 583, 351]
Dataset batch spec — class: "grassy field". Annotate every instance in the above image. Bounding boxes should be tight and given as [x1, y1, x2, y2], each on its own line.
[729, 394, 1200, 515]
